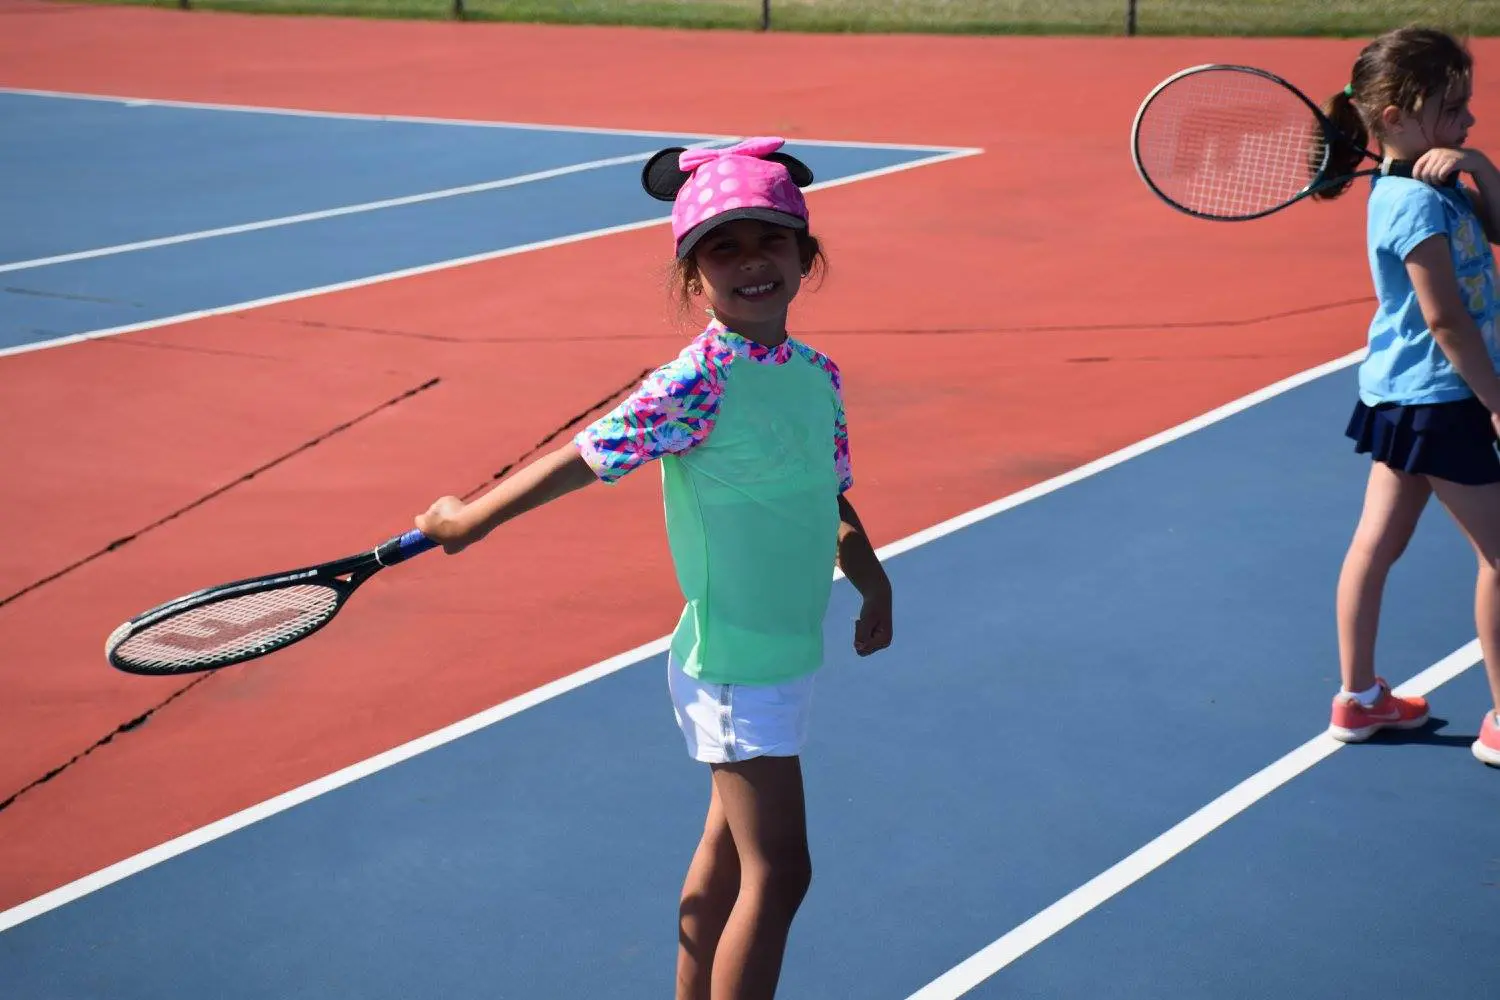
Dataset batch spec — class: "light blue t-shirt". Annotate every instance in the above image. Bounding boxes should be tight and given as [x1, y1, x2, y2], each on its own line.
[1360, 175, 1499, 406]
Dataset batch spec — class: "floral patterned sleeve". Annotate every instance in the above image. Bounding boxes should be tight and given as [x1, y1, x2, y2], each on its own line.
[833, 385, 853, 493]
[573, 341, 730, 483]
[792, 342, 853, 493]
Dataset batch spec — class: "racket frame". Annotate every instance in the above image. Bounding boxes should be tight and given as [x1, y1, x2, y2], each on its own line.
[1130, 63, 1411, 222]
[105, 529, 434, 676]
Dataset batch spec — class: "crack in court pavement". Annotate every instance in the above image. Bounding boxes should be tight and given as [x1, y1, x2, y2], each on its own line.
[1064, 351, 1294, 364]
[249, 296, 1373, 344]
[457, 366, 650, 500]
[247, 315, 471, 343]
[0, 377, 442, 817]
[100, 336, 424, 373]
[0, 376, 442, 612]
[6, 286, 146, 307]
[795, 295, 1377, 338]
[0, 368, 643, 816]
[0, 675, 212, 815]
[103, 336, 304, 363]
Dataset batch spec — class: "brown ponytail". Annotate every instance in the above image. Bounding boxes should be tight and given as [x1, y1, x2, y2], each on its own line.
[1312, 89, 1369, 201]
[1312, 26, 1472, 202]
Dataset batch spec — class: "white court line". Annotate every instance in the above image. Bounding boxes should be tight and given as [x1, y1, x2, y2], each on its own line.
[0, 147, 983, 359]
[0, 87, 981, 278]
[0, 148, 687, 275]
[904, 639, 1484, 999]
[0, 343, 1370, 933]
[0, 85, 979, 153]
[0, 86, 731, 140]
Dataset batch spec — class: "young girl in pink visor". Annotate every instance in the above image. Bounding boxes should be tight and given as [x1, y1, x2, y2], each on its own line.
[415, 137, 894, 999]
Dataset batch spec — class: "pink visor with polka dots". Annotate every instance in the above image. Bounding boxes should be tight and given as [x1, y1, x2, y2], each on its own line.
[640, 137, 813, 259]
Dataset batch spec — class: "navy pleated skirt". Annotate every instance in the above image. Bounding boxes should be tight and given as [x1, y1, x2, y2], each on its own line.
[1346, 395, 1500, 486]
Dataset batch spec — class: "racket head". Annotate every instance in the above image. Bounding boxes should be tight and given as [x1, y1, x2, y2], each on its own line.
[104, 530, 435, 676]
[1131, 64, 1358, 221]
[105, 574, 354, 676]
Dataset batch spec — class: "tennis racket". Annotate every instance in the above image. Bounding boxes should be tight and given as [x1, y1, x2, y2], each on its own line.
[1131, 63, 1424, 222]
[105, 529, 437, 676]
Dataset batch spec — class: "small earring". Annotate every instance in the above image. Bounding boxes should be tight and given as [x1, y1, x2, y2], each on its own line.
[688, 279, 702, 296]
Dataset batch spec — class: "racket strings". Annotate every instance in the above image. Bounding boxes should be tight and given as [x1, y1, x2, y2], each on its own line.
[108, 584, 340, 673]
[1137, 71, 1327, 219]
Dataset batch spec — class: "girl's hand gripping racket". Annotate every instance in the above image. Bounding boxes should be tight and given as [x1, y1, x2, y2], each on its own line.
[105, 529, 437, 676]
[1131, 63, 1423, 221]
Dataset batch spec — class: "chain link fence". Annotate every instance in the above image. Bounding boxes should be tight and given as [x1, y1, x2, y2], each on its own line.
[162, 1, 1497, 37]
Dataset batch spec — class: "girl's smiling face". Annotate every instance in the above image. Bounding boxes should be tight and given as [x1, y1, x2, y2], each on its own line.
[691, 219, 806, 341]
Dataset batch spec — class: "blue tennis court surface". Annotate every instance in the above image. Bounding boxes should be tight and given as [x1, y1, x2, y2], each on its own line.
[1, 90, 968, 352]
[3, 361, 1497, 999]
[3, 87, 1497, 999]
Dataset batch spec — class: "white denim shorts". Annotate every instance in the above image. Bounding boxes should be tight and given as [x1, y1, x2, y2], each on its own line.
[667, 657, 817, 764]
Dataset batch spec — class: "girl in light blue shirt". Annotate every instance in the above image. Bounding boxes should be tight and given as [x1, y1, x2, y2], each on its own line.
[1313, 27, 1500, 765]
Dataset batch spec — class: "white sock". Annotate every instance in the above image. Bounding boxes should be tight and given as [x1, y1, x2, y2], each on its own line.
[1345, 682, 1383, 707]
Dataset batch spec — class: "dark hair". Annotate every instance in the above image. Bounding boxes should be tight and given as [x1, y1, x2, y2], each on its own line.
[668, 229, 829, 313]
[1315, 25, 1472, 200]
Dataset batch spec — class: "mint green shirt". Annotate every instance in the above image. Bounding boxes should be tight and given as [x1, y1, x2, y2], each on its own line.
[575, 320, 852, 685]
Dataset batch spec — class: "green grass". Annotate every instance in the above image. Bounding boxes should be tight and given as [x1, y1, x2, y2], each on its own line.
[87, 0, 1500, 37]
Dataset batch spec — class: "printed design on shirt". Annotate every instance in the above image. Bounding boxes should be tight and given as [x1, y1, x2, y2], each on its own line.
[1453, 214, 1483, 264]
[1446, 198, 1497, 330]
[576, 322, 853, 492]
[790, 341, 853, 492]
[1458, 270, 1490, 315]
[575, 335, 733, 483]
[709, 317, 794, 366]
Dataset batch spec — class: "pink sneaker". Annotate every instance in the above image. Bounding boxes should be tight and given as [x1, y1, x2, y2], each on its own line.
[1473, 711, 1500, 767]
[1328, 679, 1429, 742]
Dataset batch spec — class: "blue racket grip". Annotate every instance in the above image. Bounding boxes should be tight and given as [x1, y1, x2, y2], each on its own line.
[374, 529, 439, 567]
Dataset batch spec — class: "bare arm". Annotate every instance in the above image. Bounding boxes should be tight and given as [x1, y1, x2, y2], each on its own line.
[1465, 157, 1500, 244]
[837, 493, 893, 655]
[1406, 234, 1500, 412]
[836, 494, 889, 596]
[415, 442, 598, 553]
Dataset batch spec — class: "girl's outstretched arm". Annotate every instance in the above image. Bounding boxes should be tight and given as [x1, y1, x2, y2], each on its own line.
[415, 443, 597, 554]
[837, 493, 893, 656]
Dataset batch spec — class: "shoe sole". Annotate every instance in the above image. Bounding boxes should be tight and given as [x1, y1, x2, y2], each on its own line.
[1328, 713, 1430, 743]
[1472, 739, 1500, 767]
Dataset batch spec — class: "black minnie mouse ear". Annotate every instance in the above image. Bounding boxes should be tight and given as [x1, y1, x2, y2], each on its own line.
[641, 147, 692, 201]
[766, 152, 815, 187]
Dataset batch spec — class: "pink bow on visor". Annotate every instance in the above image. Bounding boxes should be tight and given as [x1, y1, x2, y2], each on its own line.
[640, 137, 815, 259]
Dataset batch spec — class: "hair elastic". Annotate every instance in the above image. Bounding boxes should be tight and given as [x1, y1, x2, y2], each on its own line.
[1343, 83, 1355, 97]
